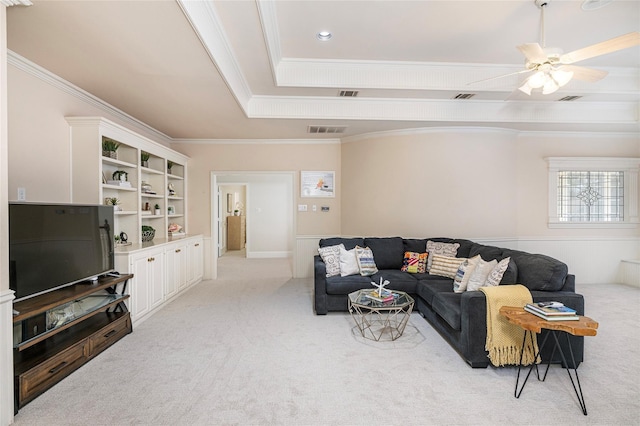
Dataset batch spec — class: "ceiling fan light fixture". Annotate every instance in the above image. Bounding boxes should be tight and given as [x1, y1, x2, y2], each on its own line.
[542, 79, 560, 95]
[551, 69, 574, 87]
[528, 71, 547, 88]
[518, 82, 533, 95]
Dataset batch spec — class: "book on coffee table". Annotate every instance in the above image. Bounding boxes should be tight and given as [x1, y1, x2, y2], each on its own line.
[525, 303, 577, 316]
[524, 305, 579, 321]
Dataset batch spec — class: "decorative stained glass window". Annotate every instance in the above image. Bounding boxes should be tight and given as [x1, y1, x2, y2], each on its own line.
[557, 171, 624, 222]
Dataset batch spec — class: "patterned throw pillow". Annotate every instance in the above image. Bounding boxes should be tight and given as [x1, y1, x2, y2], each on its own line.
[485, 257, 511, 287]
[318, 244, 344, 277]
[339, 246, 360, 277]
[426, 240, 460, 272]
[429, 254, 466, 279]
[466, 258, 498, 291]
[453, 254, 481, 293]
[355, 246, 378, 276]
[401, 251, 428, 274]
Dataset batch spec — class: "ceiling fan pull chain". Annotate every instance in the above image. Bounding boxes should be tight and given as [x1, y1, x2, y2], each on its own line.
[539, 1, 547, 48]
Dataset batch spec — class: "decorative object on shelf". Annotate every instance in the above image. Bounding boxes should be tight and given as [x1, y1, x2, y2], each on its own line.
[234, 209, 239, 216]
[167, 205, 176, 215]
[119, 231, 128, 243]
[101, 138, 119, 159]
[235, 201, 244, 215]
[112, 170, 128, 182]
[168, 222, 184, 236]
[141, 151, 150, 168]
[141, 225, 155, 242]
[141, 181, 154, 194]
[168, 182, 176, 196]
[154, 204, 161, 215]
[167, 160, 174, 174]
[104, 197, 122, 211]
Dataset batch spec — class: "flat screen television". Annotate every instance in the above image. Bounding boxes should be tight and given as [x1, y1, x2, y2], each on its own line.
[9, 203, 115, 302]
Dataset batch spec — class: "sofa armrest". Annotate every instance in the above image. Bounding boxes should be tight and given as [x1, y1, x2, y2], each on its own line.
[560, 274, 576, 292]
[314, 255, 329, 315]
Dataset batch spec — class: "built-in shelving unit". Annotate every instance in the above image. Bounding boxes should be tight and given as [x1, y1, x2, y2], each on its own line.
[67, 117, 189, 244]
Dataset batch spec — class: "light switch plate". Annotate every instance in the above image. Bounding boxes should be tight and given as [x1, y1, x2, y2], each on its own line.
[298, 204, 307, 212]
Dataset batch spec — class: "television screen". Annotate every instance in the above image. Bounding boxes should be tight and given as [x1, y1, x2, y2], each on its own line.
[9, 203, 115, 302]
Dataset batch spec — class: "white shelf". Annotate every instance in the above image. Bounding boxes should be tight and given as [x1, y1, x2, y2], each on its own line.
[168, 196, 184, 200]
[168, 214, 184, 218]
[142, 215, 165, 219]
[141, 166, 164, 175]
[167, 173, 184, 180]
[102, 156, 137, 169]
[141, 193, 163, 198]
[115, 210, 137, 215]
[103, 184, 137, 192]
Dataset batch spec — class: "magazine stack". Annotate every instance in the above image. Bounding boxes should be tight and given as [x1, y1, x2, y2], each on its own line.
[524, 301, 579, 321]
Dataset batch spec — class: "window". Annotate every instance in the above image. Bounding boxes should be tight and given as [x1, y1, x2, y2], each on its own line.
[547, 157, 639, 228]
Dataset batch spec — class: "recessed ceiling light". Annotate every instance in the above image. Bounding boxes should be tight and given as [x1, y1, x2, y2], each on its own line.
[317, 31, 332, 41]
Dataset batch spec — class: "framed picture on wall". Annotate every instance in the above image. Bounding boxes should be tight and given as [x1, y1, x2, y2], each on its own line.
[301, 171, 335, 198]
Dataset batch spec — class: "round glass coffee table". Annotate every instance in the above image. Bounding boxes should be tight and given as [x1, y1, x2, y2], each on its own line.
[348, 289, 414, 341]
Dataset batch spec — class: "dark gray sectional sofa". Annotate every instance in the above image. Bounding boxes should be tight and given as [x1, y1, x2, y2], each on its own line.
[314, 236, 585, 368]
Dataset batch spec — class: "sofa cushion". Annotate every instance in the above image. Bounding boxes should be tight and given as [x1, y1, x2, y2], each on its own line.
[355, 246, 378, 276]
[401, 251, 428, 274]
[499, 258, 518, 285]
[502, 249, 568, 291]
[403, 238, 428, 254]
[320, 237, 364, 250]
[469, 243, 504, 261]
[485, 257, 511, 287]
[371, 270, 418, 293]
[431, 293, 462, 331]
[415, 279, 454, 306]
[453, 255, 481, 293]
[317, 244, 344, 277]
[325, 274, 372, 295]
[364, 237, 405, 270]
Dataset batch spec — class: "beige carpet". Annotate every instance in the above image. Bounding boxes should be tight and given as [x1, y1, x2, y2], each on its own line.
[12, 253, 640, 425]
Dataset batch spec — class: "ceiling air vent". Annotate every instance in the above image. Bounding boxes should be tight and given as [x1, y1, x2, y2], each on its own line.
[307, 125, 348, 134]
[558, 95, 583, 102]
[453, 93, 476, 100]
[338, 90, 359, 97]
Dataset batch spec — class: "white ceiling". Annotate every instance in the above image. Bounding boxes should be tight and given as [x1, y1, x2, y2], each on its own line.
[6, 0, 640, 140]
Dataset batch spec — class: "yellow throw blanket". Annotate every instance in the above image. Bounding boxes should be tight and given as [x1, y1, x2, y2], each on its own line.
[479, 285, 539, 367]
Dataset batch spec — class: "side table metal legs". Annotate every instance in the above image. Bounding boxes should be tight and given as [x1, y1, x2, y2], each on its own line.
[514, 330, 588, 415]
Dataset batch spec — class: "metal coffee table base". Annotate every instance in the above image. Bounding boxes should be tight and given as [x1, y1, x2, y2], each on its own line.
[349, 301, 413, 341]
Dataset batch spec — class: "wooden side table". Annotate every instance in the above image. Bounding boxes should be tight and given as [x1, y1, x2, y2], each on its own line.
[499, 306, 598, 416]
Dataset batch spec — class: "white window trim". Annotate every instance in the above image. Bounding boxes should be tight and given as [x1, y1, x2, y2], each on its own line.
[546, 157, 640, 229]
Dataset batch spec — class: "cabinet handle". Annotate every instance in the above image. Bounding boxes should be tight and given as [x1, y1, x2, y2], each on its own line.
[148, 257, 155, 262]
[49, 361, 68, 374]
[175, 249, 181, 253]
[104, 330, 117, 338]
[195, 244, 200, 247]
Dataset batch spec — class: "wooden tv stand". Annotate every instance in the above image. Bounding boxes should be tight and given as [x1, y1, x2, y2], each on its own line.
[12, 274, 133, 411]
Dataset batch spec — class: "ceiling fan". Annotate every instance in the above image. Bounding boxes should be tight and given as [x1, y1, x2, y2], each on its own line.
[474, 0, 640, 95]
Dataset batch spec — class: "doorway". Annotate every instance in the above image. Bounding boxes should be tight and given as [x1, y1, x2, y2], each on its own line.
[210, 172, 296, 280]
[218, 184, 247, 258]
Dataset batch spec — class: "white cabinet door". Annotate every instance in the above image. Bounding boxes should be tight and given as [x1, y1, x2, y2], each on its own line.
[165, 242, 186, 298]
[129, 254, 151, 322]
[188, 237, 204, 284]
[148, 249, 165, 310]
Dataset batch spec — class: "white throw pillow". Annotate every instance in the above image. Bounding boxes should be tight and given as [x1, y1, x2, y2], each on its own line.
[485, 257, 511, 287]
[339, 246, 360, 277]
[318, 244, 344, 277]
[466, 258, 498, 291]
[453, 254, 481, 293]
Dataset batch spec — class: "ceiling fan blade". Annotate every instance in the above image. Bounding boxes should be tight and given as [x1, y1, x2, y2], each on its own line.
[560, 31, 640, 64]
[517, 43, 547, 64]
[467, 69, 532, 86]
[559, 65, 608, 83]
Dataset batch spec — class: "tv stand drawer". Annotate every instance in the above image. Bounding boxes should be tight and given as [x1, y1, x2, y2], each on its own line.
[88, 313, 131, 357]
[18, 342, 88, 406]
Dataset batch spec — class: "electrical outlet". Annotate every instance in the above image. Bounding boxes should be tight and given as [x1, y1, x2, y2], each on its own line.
[321, 206, 330, 212]
[298, 204, 307, 212]
[312, 205, 317, 212]
[17, 187, 26, 201]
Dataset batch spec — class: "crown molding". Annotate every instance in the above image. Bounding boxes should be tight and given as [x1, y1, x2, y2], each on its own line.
[177, 0, 253, 114]
[341, 126, 520, 144]
[256, 0, 281, 84]
[1, 0, 31, 6]
[172, 138, 340, 145]
[8, 50, 173, 145]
